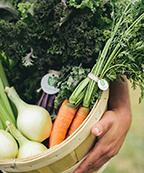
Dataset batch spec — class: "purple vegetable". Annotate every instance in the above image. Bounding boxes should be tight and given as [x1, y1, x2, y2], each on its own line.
[36, 91, 58, 120]
[41, 94, 49, 109]
[47, 95, 56, 113]
[36, 92, 45, 106]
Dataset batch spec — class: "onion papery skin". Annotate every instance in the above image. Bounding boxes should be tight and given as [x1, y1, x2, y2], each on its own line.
[0, 130, 18, 159]
[5, 86, 52, 142]
[17, 105, 52, 142]
[6, 121, 47, 159]
[17, 140, 47, 158]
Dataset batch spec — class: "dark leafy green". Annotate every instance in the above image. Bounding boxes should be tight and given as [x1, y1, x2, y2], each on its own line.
[68, 0, 144, 108]
[0, 0, 114, 103]
[0, 0, 143, 105]
[0, 0, 112, 69]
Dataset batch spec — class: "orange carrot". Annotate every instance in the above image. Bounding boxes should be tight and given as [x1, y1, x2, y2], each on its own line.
[49, 99, 78, 147]
[67, 106, 89, 137]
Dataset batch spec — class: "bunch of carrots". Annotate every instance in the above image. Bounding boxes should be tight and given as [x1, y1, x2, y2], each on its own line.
[49, 2, 144, 148]
[49, 64, 98, 148]
[49, 99, 90, 147]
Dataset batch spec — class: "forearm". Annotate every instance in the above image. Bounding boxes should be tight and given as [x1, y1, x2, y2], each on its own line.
[108, 75, 132, 129]
[74, 76, 132, 173]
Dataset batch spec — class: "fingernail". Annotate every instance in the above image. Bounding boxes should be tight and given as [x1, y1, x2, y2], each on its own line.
[94, 127, 100, 135]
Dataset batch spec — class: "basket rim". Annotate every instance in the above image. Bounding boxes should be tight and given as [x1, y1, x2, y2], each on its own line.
[0, 89, 109, 172]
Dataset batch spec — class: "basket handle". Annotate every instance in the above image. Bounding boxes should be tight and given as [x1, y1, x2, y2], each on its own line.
[0, 158, 16, 169]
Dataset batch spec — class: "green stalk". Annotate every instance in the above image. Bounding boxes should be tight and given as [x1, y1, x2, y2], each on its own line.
[0, 77, 15, 122]
[0, 60, 9, 86]
[83, 64, 98, 108]
[100, 43, 122, 78]
[0, 61, 16, 129]
[74, 3, 144, 108]
[68, 2, 144, 109]
[69, 77, 90, 104]
[95, 4, 131, 77]
[82, 4, 131, 108]
[0, 118, 4, 130]
[100, 13, 144, 78]
[74, 88, 86, 107]
[6, 121, 28, 147]
[124, 13, 144, 37]
[69, 61, 98, 106]
[0, 99, 16, 129]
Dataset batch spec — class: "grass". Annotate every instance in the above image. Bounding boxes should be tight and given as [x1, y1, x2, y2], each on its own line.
[103, 82, 144, 173]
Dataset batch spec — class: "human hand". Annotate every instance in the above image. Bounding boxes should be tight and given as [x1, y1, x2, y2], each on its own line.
[73, 108, 131, 173]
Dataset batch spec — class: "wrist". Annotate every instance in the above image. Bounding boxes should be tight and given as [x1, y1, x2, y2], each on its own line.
[108, 76, 132, 129]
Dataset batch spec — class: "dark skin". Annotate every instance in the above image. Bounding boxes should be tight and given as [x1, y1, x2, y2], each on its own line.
[73, 76, 132, 173]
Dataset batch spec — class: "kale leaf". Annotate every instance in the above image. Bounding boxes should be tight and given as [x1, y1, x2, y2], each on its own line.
[0, 0, 113, 103]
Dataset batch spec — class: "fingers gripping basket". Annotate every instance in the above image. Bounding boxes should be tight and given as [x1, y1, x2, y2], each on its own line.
[0, 89, 109, 173]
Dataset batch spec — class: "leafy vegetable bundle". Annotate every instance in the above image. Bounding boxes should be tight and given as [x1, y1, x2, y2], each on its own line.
[0, 0, 144, 150]
[49, 0, 144, 147]
[0, 0, 113, 103]
[0, 0, 110, 68]
[0, 60, 16, 129]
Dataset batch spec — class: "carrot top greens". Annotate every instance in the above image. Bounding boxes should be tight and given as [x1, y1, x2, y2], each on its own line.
[55, 0, 144, 109]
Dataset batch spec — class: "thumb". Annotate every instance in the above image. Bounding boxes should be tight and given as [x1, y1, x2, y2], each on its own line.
[91, 111, 113, 137]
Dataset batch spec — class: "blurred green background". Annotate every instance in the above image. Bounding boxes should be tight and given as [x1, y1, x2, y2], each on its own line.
[103, 82, 144, 173]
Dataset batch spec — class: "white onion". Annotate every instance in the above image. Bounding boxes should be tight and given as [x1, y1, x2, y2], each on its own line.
[6, 121, 47, 158]
[0, 129, 18, 159]
[5, 86, 52, 142]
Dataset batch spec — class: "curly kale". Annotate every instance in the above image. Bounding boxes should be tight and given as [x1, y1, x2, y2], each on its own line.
[0, 0, 112, 68]
[0, 0, 113, 103]
[0, 0, 143, 104]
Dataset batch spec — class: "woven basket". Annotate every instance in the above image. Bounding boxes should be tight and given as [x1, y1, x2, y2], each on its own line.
[0, 89, 109, 173]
